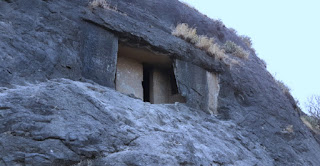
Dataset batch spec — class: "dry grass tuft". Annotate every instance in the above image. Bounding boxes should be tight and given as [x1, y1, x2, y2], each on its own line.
[172, 23, 197, 43]
[240, 35, 252, 48]
[276, 79, 290, 94]
[281, 125, 294, 134]
[89, 0, 109, 9]
[223, 41, 249, 59]
[301, 117, 315, 130]
[221, 54, 240, 69]
[229, 28, 237, 34]
[261, 58, 267, 68]
[285, 125, 294, 133]
[207, 43, 225, 60]
[88, 0, 122, 14]
[301, 116, 320, 134]
[195, 35, 214, 50]
[172, 23, 225, 61]
[73, 159, 93, 166]
[172, 23, 251, 66]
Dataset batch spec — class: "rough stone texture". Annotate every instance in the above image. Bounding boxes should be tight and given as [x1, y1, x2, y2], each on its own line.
[80, 22, 118, 88]
[116, 56, 143, 100]
[0, 0, 85, 87]
[174, 60, 212, 113]
[150, 68, 170, 104]
[0, 79, 273, 166]
[150, 68, 185, 104]
[1, 0, 320, 165]
[207, 72, 220, 115]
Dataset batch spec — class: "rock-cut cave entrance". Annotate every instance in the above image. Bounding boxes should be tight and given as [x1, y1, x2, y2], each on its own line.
[116, 43, 185, 104]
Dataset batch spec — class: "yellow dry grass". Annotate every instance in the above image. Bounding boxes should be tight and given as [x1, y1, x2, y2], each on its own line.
[172, 23, 198, 42]
[240, 35, 252, 48]
[276, 80, 290, 94]
[89, 0, 109, 9]
[301, 116, 320, 134]
[301, 117, 314, 130]
[285, 125, 294, 133]
[172, 23, 225, 61]
[172, 23, 250, 63]
[207, 43, 225, 60]
[223, 41, 249, 59]
[195, 35, 213, 50]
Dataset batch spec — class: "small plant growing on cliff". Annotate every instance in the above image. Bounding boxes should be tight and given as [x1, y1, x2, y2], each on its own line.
[229, 28, 237, 35]
[88, 0, 121, 13]
[195, 35, 213, 50]
[172, 23, 198, 43]
[240, 35, 252, 48]
[282, 125, 294, 134]
[301, 115, 320, 134]
[275, 79, 290, 94]
[75, 159, 93, 166]
[193, 35, 225, 60]
[305, 95, 320, 131]
[223, 41, 249, 59]
[306, 95, 320, 119]
[207, 43, 225, 60]
[89, 0, 109, 9]
[261, 58, 267, 68]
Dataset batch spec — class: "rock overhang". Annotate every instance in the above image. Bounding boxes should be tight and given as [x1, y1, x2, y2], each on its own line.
[81, 3, 226, 74]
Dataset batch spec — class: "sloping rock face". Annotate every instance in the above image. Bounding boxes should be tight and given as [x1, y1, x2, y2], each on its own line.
[0, 79, 273, 165]
[1, 0, 320, 165]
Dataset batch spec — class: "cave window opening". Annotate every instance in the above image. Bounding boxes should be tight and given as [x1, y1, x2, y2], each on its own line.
[116, 43, 186, 104]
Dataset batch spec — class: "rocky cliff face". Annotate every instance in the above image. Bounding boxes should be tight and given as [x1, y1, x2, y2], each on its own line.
[1, 0, 320, 166]
[0, 79, 274, 165]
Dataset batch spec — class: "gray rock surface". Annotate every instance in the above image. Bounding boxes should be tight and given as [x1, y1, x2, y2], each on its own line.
[1, 0, 320, 165]
[80, 23, 118, 88]
[174, 60, 211, 112]
[0, 0, 86, 87]
[0, 79, 273, 166]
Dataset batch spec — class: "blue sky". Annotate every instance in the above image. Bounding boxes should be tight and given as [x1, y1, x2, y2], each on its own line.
[180, 0, 320, 112]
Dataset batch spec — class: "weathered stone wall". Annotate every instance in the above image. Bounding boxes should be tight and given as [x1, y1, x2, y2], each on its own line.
[80, 23, 118, 88]
[150, 68, 170, 104]
[174, 60, 220, 114]
[116, 56, 143, 100]
[0, 0, 84, 87]
[149, 68, 185, 104]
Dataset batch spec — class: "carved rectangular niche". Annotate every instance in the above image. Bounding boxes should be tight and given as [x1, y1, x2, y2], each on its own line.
[116, 44, 185, 104]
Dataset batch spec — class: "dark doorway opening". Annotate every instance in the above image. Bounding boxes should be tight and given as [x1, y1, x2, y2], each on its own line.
[170, 69, 179, 95]
[143, 64, 151, 102]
